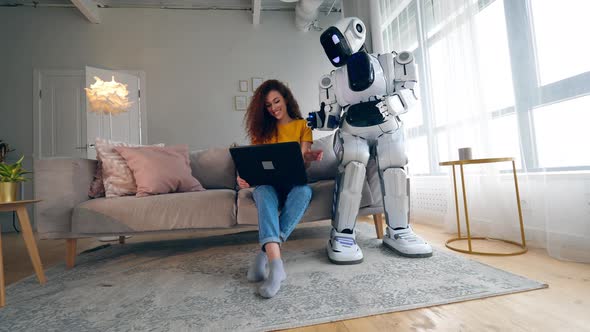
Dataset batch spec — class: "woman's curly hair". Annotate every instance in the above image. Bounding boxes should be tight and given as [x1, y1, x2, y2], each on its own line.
[244, 79, 303, 144]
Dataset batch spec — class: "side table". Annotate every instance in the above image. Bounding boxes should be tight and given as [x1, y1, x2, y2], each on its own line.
[439, 157, 527, 256]
[0, 199, 47, 307]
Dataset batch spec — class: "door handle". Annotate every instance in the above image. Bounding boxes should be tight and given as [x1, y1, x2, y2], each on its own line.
[75, 144, 95, 150]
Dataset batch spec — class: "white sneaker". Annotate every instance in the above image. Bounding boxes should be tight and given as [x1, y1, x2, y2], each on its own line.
[326, 229, 364, 265]
[383, 226, 433, 258]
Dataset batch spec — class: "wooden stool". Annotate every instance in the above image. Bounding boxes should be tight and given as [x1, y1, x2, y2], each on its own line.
[0, 199, 47, 307]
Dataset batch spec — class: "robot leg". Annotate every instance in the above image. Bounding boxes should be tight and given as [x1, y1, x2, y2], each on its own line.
[376, 131, 432, 258]
[327, 131, 369, 264]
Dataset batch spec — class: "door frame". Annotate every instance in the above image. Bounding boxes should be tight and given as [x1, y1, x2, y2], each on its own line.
[33, 69, 148, 160]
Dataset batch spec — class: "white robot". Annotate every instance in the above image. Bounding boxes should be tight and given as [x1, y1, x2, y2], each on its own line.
[307, 17, 433, 264]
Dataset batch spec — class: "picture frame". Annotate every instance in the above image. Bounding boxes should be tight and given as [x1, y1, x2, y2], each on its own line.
[234, 95, 248, 111]
[239, 80, 248, 92]
[251, 77, 263, 92]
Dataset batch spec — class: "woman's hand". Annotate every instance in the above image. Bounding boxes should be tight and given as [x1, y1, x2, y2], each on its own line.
[303, 149, 323, 163]
[237, 175, 250, 189]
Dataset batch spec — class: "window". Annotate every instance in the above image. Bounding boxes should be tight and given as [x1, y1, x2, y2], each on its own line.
[374, 0, 590, 173]
[488, 113, 522, 169]
[382, 1, 418, 53]
[407, 136, 430, 174]
[531, 0, 590, 86]
[474, 0, 514, 112]
[533, 95, 590, 168]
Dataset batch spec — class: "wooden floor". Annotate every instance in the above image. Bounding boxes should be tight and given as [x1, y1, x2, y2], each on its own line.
[2, 218, 590, 331]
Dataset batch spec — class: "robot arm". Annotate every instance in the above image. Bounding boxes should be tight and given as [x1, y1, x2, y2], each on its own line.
[377, 51, 418, 116]
[307, 73, 342, 131]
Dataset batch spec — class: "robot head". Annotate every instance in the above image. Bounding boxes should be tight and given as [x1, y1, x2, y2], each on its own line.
[320, 17, 366, 67]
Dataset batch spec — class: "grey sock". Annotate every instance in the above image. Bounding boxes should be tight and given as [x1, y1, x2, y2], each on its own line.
[247, 251, 268, 282]
[259, 258, 286, 298]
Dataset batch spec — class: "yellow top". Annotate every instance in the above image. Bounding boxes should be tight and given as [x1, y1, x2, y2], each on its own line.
[255, 119, 313, 145]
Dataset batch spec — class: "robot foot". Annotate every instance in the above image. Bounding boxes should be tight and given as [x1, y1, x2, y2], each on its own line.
[383, 226, 433, 258]
[326, 229, 364, 265]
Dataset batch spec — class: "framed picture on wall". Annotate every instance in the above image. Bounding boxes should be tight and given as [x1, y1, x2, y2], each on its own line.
[235, 96, 247, 111]
[239, 80, 248, 92]
[252, 77, 263, 92]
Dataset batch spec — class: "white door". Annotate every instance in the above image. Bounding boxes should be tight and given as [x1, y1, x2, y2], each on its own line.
[85, 66, 141, 159]
[34, 70, 87, 159]
[34, 68, 145, 160]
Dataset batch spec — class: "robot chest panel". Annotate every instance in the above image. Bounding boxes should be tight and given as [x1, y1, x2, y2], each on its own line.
[334, 58, 387, 106]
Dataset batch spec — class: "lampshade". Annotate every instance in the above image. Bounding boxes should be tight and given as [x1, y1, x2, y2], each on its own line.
[85, 76, 132, 115]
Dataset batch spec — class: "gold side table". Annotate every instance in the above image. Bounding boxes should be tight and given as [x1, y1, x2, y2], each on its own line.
[0, 199, 47, 307]
[439, 158, 527, 256]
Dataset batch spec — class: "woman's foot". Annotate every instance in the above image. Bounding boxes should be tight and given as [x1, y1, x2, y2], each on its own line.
[247, 251, 268, 282]
[259, 258, 286, 298]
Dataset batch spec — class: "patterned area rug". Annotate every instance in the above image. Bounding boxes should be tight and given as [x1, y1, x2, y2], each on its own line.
[0, 222, 546, 331]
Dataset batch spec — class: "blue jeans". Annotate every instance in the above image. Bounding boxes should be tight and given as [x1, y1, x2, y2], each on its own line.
[252, 185, 313, 250]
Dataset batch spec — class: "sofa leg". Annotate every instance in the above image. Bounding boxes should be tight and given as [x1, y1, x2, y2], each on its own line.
[372, 214, 384, 239]
[118, 236, 126, 244]
[66, 239, 77, 269]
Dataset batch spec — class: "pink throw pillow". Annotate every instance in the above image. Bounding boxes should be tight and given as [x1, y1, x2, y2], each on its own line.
[114, 145, 205, 197]
[95, 138, 164, 198]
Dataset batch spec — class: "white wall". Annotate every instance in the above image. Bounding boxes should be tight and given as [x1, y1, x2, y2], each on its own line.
[0, 7, 340, 231]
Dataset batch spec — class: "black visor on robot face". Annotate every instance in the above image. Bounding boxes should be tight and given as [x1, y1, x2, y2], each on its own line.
[320, 27, 352, 67]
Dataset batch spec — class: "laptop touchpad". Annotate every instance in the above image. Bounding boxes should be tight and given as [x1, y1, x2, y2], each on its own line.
[261, 161, 275, 170]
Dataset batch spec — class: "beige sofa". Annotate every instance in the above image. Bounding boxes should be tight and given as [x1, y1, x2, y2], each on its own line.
[34, 135, 385, 268]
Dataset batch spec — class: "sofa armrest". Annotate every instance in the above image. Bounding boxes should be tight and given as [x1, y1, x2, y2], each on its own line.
[34, 158, 97, 239]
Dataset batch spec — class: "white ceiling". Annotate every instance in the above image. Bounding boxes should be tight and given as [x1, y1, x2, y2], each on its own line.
[0, 0, 341, 11]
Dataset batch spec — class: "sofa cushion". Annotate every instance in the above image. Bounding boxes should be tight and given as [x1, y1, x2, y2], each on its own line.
[72, 190, 236, 234]
[236, 179, 374, 226]
[189, 148, 236, 190]
[115, 145, 205, 197]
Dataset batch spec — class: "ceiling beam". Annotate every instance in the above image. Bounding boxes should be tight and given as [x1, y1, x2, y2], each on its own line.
[70, 0, 101, 24]
[252, 0, 261, 25]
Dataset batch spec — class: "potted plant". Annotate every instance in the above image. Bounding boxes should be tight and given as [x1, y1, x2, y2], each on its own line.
[0, 156, 31, 202]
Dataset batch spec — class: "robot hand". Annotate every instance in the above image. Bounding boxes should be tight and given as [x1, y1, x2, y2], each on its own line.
[307, 109, 340, 131]
[376, 91, 416, 117]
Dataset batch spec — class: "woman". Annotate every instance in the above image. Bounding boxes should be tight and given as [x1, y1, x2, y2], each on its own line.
[239, 79, 323, 298]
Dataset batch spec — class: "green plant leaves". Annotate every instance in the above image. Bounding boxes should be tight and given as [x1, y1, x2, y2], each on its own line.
[0, 155, 31, 183]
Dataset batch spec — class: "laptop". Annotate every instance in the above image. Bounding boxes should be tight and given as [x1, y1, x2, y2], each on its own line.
[229, 141, 308, 187]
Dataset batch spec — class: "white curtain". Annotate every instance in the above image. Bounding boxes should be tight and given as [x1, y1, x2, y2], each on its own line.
[370, 0, 590, 263]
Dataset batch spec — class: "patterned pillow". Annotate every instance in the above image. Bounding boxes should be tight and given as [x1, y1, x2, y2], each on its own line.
[88, 160, 105, 198]
[95, 138, 164, 198]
